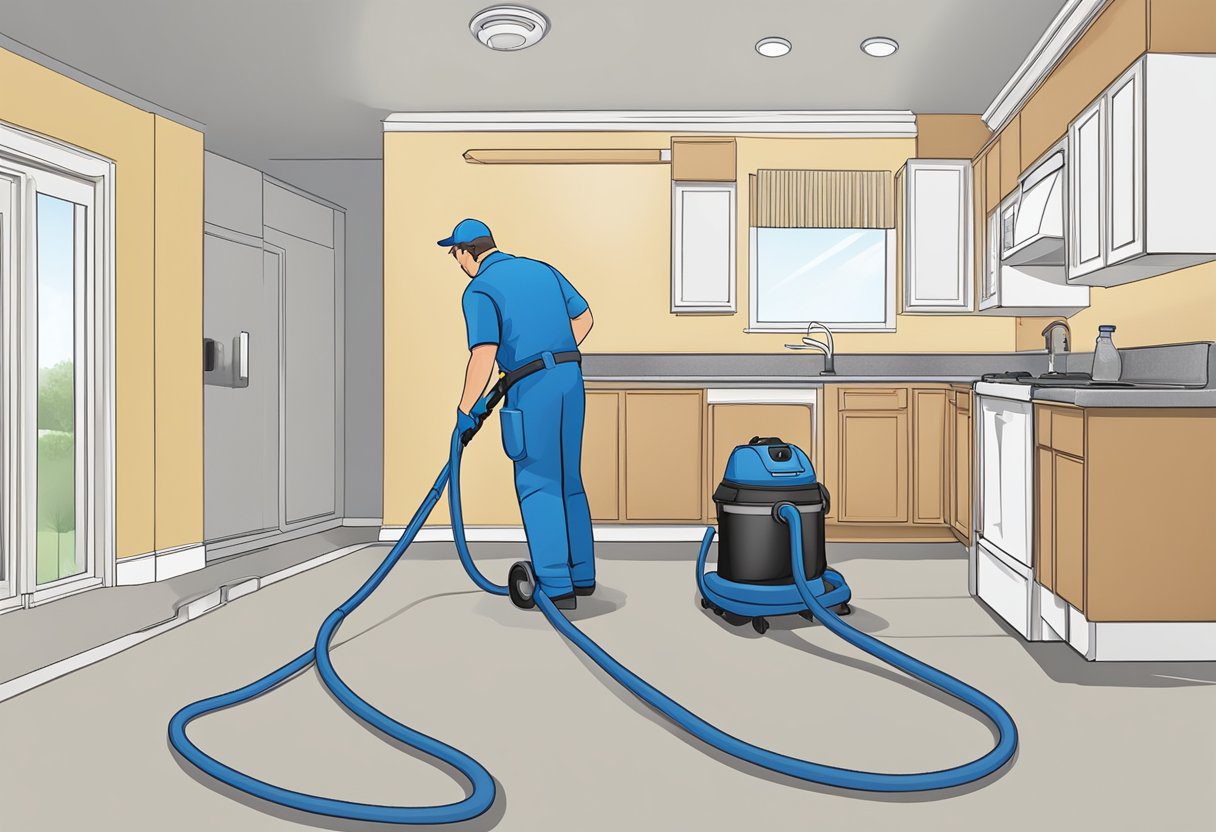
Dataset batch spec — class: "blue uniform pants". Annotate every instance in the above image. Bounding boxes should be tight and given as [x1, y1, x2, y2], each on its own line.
[501, 360, 595, 597]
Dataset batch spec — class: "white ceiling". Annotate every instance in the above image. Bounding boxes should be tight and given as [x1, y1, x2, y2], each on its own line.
[0, 0, 1066, 167]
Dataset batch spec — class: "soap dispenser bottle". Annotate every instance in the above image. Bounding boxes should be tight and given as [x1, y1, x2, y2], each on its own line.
[1091, 325, 1122, 381]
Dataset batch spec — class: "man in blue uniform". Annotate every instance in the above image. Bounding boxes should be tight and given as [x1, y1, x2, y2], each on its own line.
[443, 219, 596, 610]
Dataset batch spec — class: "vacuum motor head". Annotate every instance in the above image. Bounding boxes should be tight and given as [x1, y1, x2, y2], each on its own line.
[721, 436, 817, 488]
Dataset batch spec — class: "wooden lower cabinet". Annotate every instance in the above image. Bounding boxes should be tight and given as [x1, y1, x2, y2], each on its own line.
[1034, 404, 1216, 622]
[582, 391, 622, 521]
[1035, 445, 1055, 591]
[579, 382, 981, 542]
[913, 389, 947, 524]
[623, 390, 704, 521]
[707, 403, 814, 520]
[829, 384, 964, 535]
[837, 408, 909, 523]
[1052, 452, 1086, 609]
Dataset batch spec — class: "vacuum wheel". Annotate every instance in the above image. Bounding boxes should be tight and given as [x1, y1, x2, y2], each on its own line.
[508, 561, 537, 610]
[752, 617, 769, 635]
[700, 596, 711, 609]
[835, 602, 852, 616]
[799, 611, 815, 623]
[722, 611, 749, 627]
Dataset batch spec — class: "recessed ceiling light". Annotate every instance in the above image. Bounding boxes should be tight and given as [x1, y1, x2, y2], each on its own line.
[755, 37, 792, 58]
[470, 5, 549, 52]
[861, 36, 898, 57]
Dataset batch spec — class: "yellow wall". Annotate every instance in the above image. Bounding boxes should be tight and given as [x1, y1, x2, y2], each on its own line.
[1068, 263, 1216, 348]
[153, 116, 204, 551]
[0, 47, 204, 557]
[384, 130, 1017, 524]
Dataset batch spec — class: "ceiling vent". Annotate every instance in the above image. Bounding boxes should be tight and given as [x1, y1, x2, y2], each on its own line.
[470, 6, 549, 52]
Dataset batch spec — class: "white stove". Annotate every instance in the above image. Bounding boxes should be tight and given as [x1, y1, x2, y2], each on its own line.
[972, 382, 1039, 640]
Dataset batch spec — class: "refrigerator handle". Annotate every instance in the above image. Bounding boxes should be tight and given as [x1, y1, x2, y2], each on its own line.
[235, 331, 250, 387]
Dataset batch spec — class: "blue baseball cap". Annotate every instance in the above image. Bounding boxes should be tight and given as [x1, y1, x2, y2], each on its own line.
[438, 218, 493, 247]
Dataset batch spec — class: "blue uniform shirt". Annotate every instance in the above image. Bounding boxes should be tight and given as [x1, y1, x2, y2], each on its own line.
[461, 251, 588, 372]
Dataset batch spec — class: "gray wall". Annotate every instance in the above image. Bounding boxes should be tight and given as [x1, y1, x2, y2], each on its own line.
[265, 160, 383, 520]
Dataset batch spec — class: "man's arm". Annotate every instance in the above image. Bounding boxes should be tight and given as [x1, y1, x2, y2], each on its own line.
[459, 344, 498, 415]
[571, 308, 594, 346]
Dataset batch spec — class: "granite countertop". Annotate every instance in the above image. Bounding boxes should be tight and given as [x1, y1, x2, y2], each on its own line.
[586, 375, 981, 386]
[1029, 386, 1216, 407]
[580, 352, 1046, 384]
[581, 344, 1216, 408]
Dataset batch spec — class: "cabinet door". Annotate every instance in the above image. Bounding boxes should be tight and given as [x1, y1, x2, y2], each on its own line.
[1106, 61, 1144, 265]
[944, 393, 956, 531]
[904, 161, 971, 311]
[912, 389, 947, 524]
[1069, 97, 1106, 279]
[837, 410, 909, 523]
[951, 399, 972, 540]
[980, 209, 1000, 308]
[1053, 453, 1085, 609]
[582, 392, 621, 521]
[671, 183, 735, 313]
[708, 403, 814, 520]
[1035, 446, 1055, 591]
[624, 391, 704, 521]
[971, 160, 985, 307]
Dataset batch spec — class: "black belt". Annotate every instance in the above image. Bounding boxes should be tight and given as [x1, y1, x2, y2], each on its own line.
[463, 350, 581, 446]
[499, 350, 582, 393]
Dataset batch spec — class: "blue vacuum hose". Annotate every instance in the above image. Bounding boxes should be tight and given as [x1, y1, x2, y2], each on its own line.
[168, 430, 502, 825]
[170, 407, 1016, 826]
[535, 506, 1017, 791]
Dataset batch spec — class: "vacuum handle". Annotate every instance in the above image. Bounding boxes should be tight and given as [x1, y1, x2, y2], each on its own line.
[460, 373, 510, 446]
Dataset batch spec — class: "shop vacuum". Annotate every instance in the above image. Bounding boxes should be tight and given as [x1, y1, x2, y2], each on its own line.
[698, 436, 851, 634]
[169, 387, 1019, 826]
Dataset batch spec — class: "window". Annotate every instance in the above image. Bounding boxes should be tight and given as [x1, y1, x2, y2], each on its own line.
[748, 227, 895, 331]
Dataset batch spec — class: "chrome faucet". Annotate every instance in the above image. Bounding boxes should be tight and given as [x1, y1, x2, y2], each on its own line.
[785, 321, 836, 375]
[1041, 319, 1071, 375]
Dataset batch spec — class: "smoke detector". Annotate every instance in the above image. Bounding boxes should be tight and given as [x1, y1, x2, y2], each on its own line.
[470, 6, 549, 51]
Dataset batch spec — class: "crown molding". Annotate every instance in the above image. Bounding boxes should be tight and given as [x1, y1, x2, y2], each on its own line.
[383, 110, 917, 136]
[982, 0, 1109, 133]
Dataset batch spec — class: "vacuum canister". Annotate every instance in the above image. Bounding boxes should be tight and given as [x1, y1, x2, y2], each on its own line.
[712, 437, 828, 584]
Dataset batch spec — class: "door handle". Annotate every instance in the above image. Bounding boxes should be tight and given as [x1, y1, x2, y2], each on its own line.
[234, 331, 250, 388]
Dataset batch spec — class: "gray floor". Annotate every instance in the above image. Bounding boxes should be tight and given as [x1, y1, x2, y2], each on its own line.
[2, 540, 1214, 831]
[0, 527, 378, 684]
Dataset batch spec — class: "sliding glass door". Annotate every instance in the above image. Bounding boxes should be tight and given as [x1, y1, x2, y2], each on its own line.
[0, 155, 100, 610]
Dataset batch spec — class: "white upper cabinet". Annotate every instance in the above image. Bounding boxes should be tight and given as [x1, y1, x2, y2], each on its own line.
[671, 182, 736, 313]
[1068, 97, 1105, 279]
[1067, 54, 1216, 286]
[903, 160, 972, 312]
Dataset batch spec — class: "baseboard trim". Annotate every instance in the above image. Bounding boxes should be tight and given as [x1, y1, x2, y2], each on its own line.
[381, 525, 712, 543]
[1, 541, 378, 703]
[204, 517, 343, 561]
[115, 542, 206, 585]
[826, 523, 959, 543]
[342, 517, 384, 528]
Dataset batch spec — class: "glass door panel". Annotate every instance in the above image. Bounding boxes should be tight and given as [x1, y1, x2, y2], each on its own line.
[0, 175, 12, 604]
[35, 193, 84, 585]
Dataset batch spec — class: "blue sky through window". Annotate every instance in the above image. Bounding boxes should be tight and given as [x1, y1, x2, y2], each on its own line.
[754, 228, 887, 325]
